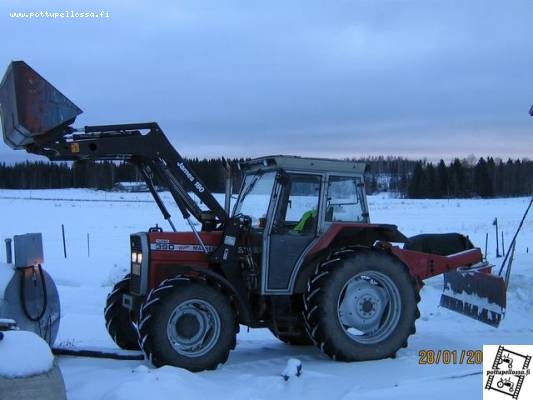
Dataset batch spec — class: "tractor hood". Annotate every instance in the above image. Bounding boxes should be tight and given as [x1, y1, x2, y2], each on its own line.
[0, 61, 82, 150]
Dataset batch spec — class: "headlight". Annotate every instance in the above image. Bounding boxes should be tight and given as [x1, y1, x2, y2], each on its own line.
[131, 251, 143, 264]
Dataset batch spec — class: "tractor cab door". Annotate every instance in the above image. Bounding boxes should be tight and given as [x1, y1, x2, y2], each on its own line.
[263, 173, 322, 293]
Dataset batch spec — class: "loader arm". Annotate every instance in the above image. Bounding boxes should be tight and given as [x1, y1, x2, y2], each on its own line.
[0, 61, 227, 228]
[28, 122, 229, 227]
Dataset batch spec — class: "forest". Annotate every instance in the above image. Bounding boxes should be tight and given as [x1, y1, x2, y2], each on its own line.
[0, 156, 531, 198]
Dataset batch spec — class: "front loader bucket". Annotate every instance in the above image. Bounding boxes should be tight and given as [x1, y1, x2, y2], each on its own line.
[440, 267, 506, 327]
[0, 61, 82, 150]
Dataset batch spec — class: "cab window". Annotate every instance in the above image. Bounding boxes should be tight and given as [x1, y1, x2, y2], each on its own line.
[326, 176, 365, 222]
[274, 174, 321, 235]
[233, 171, 276, 227]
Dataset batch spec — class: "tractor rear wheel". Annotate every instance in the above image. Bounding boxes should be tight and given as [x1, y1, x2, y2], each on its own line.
[137, 277, 237, 371]
[303, 249, 420, 361]
[104, 274, 140, 350]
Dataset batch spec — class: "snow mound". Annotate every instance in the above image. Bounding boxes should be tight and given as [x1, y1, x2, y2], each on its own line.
[0, 330, 54, 378]
[102, 365, 226, 400]
[282, 358, 302, 381]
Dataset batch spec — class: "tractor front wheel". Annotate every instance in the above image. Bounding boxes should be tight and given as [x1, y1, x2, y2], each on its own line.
[303, 249, 420, 361]
[137, 278, 237, 371]
[104, 274, 140, 350]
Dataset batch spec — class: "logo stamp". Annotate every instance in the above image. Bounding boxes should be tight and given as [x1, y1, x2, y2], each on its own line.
[484, 345, 532, 399]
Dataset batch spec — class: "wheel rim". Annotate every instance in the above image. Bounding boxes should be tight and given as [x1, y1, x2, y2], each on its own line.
[337, 270, 402, 344]
[166, 299, 221, 357]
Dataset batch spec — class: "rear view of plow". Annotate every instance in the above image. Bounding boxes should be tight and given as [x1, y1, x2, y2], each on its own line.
[440, 197, 532, 327]
[441, 265, 507, 327]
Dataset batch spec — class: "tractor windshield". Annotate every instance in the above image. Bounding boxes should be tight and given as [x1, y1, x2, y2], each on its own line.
[233, 171, 276, 227]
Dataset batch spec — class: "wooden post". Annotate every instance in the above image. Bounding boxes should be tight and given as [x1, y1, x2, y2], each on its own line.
[61, 224, 67, 258]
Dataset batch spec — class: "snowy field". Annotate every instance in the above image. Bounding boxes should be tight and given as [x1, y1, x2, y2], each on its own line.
[0, 189, 532, 399]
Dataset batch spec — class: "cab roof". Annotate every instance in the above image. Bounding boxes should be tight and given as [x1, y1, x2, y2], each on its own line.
[240, 155, 367, 175]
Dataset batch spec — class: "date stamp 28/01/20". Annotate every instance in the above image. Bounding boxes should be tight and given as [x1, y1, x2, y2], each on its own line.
[418, 349, 482, 365]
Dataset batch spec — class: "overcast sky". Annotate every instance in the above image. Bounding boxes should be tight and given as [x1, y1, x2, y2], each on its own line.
[1, 0, 532, 163]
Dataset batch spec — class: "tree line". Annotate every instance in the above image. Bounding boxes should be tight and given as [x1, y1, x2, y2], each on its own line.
[406, 157, 533, 198]
[0, 159, 243, 193]
[0, 156, 531, 198]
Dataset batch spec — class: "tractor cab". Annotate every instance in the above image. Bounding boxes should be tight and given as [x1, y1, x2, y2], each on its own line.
[233, 156, 368, 294]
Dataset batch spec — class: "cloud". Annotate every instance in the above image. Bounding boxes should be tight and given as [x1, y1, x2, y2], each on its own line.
[0, 0, 532, 162]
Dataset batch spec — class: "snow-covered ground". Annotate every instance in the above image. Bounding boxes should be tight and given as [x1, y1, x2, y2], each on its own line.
[0, 189, 532, 399]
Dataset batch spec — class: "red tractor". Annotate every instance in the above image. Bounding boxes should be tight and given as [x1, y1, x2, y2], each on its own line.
[0, 61, 507, 371]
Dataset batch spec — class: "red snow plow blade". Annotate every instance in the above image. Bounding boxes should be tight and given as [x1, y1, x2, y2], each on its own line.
[440, 264, 506, 327]
[0, 61, 82, 150]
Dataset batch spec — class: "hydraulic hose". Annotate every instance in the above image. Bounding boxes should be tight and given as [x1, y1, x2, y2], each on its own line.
[20, 264, 48, 322]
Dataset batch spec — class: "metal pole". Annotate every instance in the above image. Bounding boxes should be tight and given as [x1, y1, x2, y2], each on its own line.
[4, 238, 12, 264]
[186, 217, 208, 254]
[484, 233, 488, 259]
[498, 197, 533, 276]
[504, 242, 516, 289]
[495, 218, 500, 258]
[501, 231, 505, 257]
[62, 224, 67, 258]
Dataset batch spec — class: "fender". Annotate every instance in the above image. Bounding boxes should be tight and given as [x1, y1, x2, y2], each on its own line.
[158, 265, 254, 326]
[311, 223, 408, 255]
[293, 223, 409, 293]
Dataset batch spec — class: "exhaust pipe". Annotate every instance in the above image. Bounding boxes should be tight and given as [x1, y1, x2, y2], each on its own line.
[5, 238, 12, 264]
[223, 158, 232, 214]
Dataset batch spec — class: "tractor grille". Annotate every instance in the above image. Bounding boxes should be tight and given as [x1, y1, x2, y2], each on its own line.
[130, 272, 141, 294]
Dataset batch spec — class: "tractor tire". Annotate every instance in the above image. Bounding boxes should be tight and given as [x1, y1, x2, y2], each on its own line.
[269, 316, 314, 346]
[137, 277, 237, 372]
[104, 274, 140, 350]
[303, 249, 420, 362]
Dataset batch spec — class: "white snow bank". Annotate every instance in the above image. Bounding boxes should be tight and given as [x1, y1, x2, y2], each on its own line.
[0, 330, 54, 378]
[102, 365, 233, 400]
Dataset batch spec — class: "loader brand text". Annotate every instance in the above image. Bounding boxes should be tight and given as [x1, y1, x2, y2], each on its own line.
[177, 162, 205, 192]
[9, 10, 110, 19]
[418, 349, 482, 365]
